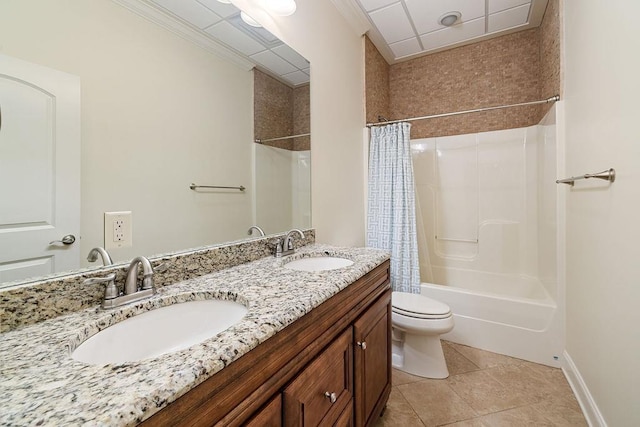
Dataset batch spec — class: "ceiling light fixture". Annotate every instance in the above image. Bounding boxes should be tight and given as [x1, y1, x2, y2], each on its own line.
[216, 0, 233, 4]
[438, 11, 461, 27]
[264, 0, 297, 16]
[240, 11, 262, 27]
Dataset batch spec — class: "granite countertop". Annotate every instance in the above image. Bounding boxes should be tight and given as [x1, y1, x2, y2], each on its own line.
[0, 244, 389, 426]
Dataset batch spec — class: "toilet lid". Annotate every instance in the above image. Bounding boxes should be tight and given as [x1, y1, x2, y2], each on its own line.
[392, 291, 451, 318]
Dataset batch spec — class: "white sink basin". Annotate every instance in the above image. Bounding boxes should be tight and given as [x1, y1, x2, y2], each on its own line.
[72, 299, 248, 365]
[284, 256, 354, 272]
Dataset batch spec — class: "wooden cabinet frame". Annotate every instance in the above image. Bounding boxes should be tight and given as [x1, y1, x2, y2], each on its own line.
[141, 260, 391, 427]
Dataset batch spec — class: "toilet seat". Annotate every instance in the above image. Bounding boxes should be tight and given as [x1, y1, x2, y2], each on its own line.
[392, 291, 451, 320]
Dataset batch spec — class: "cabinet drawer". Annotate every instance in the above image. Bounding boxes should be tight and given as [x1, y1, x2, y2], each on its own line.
[283, 328, 353, 427]
[333, 400, 354, 427]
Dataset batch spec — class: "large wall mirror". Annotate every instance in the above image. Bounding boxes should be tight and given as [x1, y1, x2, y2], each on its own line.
[0, 0, 310, 289]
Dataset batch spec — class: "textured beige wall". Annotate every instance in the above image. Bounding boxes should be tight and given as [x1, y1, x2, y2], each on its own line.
[540, 0, 561, 117]
[365, 1, 561, 139]
[253, 70, 309, 151]
[254, 69, 294, 150]
[389, 30, 541, 139]
[293, 83, 310, 151]
[365, 36, 390, 124]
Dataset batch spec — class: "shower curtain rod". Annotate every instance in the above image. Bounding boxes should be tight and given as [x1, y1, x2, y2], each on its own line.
[366, 95, 560, 128]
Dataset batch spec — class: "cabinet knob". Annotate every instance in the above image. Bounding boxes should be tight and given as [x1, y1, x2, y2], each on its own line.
[324, 391, 337, 404]
[357, 341, 367, 350]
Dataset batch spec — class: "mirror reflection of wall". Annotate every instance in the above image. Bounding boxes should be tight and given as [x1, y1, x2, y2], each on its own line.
[0, 0, 310, 288]
[253, 69, 311, 234]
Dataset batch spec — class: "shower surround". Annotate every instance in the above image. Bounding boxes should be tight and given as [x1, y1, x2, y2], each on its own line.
[412, 107, 563, 367]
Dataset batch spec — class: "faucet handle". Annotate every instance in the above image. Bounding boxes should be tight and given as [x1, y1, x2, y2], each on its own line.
[284, 229, 305, 251]
[269, 238, 285, 257]
[153, 262, 169, 273]
[83, 273, 118, 300]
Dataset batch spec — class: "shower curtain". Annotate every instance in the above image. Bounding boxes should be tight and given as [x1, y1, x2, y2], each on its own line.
[366, 122, 420, 294]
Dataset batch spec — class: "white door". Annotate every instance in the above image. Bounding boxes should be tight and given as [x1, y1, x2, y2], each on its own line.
[0, 53, 80, 284]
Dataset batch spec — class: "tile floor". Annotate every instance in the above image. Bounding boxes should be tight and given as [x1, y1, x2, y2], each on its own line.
[376, 341, 587, 426]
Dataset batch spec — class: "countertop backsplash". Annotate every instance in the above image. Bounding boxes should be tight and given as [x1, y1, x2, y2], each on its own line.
[0, 230, 315, 332]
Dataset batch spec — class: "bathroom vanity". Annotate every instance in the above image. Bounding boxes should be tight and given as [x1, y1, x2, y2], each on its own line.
[0, 244, 390, 426]
[142, 260, 391, 426]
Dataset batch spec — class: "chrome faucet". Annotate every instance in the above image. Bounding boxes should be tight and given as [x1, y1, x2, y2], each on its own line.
[87, 247, 113, 265]
[83, 256, 156, 309]
[273, 229, 305, 257]
[124, 256, 155, 294]
[247, 225, 266, 237]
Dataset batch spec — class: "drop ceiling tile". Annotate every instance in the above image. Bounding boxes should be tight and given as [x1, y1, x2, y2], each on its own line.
[419, 17, 485, 51]
[406, 0, 485, 35]
[280, 70, 309, 86]
[227, 14, 280, 47]
[488, 4, 530, 33]
[196, 0, 238, 18]
[247, 26, 280, 44]
[488, 0, 530, 14]
[272, 44, 309, 69]
[302, 67, 310, 75]
[205, 21, 266, 56]
[151, 0, 222, 29]
[359, 0, 399, 12]
[250, 50, 298, 76]
[369, 3, 416, 44]
[389, 37, 422, 59]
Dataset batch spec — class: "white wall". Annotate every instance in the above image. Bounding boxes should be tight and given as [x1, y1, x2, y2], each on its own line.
[0, 0, 254, 265]
[254, 145, 294, 235]
[537, 107, 558, 299]
[291, 151, 312, 228]
[254, 145, 310, 234]
[563, 1, 640, 425]
[411, 123, 557, 300]
[232, 0, 366, 247]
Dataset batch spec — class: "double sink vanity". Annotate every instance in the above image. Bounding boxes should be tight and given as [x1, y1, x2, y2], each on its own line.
[0, 235, 391, 426]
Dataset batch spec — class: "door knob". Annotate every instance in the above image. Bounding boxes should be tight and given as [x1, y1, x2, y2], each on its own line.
[49, 234, 76, 245]
[357, 341, 367, 350]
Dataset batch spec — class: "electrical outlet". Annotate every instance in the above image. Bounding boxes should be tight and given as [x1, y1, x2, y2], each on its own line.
[104, 211, 132, 249]
[113, 219, 125, 242]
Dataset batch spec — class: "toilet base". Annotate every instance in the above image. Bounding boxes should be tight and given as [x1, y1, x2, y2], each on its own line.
[392, 332, 450, 379]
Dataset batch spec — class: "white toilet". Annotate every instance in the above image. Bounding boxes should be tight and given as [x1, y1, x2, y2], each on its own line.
[391, 291, 454, 379]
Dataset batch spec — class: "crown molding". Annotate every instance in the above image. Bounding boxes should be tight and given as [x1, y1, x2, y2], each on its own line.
[329, 0, 371, 37]
[111, 0, 255, 71]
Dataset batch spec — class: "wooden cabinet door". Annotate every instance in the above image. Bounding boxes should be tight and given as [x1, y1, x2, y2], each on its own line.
[353, 290, 392, 426]
[245, 394, 282, 427]
[283, 328, 353, 427]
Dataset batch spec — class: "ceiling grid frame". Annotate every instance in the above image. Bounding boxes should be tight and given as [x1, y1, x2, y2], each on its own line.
[337, 0, 549, 64]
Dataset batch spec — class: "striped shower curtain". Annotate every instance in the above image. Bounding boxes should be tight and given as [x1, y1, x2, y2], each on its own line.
[366, 122, 420, 294]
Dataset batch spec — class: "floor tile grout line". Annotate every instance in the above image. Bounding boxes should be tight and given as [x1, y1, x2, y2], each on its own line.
[391, 383, 429, 426]
[443, 341, 482, 372]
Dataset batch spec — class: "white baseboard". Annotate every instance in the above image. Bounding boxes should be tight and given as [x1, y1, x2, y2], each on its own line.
[562, 351, 607, 427]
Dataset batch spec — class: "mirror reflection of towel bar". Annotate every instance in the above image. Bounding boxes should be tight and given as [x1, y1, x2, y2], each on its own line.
[190, 183, 246, 191]
[556, 168, 615, 186]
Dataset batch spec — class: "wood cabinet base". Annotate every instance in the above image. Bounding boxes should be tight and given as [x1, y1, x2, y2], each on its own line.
[141, 260, 391, 427]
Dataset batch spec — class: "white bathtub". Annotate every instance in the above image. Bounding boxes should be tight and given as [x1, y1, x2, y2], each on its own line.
[420, 268, 564, 367]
